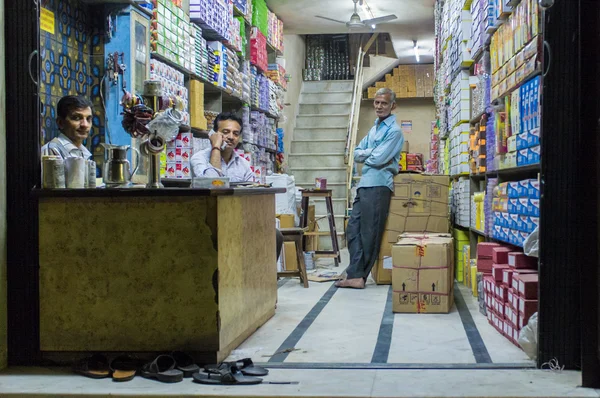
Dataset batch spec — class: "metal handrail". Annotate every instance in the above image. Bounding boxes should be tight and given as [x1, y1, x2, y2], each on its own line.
[344, 48, 365, 215]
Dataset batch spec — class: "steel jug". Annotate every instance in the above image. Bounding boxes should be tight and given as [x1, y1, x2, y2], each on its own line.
[102, 143, 140, 187]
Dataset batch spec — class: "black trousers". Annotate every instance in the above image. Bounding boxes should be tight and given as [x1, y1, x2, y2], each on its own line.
[345, 186, 392, 280]
[276, 228, 283, 261]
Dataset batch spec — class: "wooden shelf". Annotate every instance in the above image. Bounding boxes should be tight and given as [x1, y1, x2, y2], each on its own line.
[487, 163, 540, 177]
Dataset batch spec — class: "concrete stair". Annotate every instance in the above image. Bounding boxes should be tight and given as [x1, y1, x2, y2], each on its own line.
[289, 80, 354, 249]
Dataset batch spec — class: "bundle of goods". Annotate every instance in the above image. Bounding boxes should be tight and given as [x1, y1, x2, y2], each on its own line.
[250, 27, 268, 72]
[207, 41, 227, 88]
[151, 0, 192, 70]
[247, 111, 276, 150]
[232, 0, 251, 16]
[427, 122, 440, 173]
[265, 63, 287, 90]
[189, 0, 231, 42]
[235, 16, 247, 58]
[371, 174, 450, 285]
[227, 13, 243, 53]
[470, 52, 491, 119]
[267, 10, 284, 52]
[392, 233, 455, 314]
[191, 24, 209, 81]
[399, 152, 424, 172]
[252, 0, 269, 37]
[485, 177, 498, 234]
[149, 59, 189, 123]
[479, 242, 538, 346]
[452, 178, 470, 228]
[204, 111, 219, 128]
[250, 67, 269, 112]
[162, 130, 194, 179]
[303, 34, 350, 81]
[449, 123, 470, 175]
[491, 178, 540, 247]
[225, 48, 243, 99]
[240, 61, 252, 103]
[469, 116, 487, 174]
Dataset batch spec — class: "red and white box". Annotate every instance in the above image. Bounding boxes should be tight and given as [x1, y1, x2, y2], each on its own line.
[518, 274, 539, 299]
[508, 288, 519, 310]
[508, 252, 538, 269]
[492, 264, 510, 282]
[505, 304, 520, 326]
[478, 242, 501, 258]
[502, 268, 514, 286]
[492, 247, 512, 264]
[519, 296, 538, 320]
[478, 258, 494, 273]
[494, 297, 505, 316]
[495, 283, 508, 302]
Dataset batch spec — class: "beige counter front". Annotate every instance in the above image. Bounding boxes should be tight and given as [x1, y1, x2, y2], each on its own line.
[36, 187, 282, 363]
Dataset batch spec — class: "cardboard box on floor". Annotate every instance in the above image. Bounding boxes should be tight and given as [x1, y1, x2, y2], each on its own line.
[284, 205, 317, 269]
[372, 174, 450, 285]
[391, 235, 455, 313]
[284, 241, 298, 271]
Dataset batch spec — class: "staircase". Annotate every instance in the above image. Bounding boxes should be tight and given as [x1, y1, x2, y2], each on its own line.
[288, 80, 355, 249]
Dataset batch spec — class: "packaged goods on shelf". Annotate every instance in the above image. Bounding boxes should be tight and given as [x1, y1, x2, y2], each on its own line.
[151, 0, 192, 70]
[191, 24, 210, 81]
[250, 27, 268, 72]
[232, 0, 249, 15]
[427, 122, 439, 173]
[267, 10, 284, 53]
[392, 234, 454, 313]
[469, 0, 490, 59]
[252, 0, 269, 37]
[454, 228, 469, 283]
[485, 177, 498, 234]
[207, 41, 227, 88]
[266, 63, 287, 90]
[304, 35, 350, 81]
[367, 64, 434, 99]
[250, 66, 270, 112]
[227, 12, 243, 53]
[240, 60, 252, 103]
[449, 71, 472, 128]
[204, 110, 219, 128]
[492, 178, 540, 247]
[162, 131, 194, 179]
[225, 48, 243, 99]
[372, 174, 450, 285]
[399, 152, 424, 172]
[472, 192, 486, 231]
[469, 119, 487, 174]
[471, 52, 491, 118]
[188, 79, 207, 130]
[189, 0, 231, 42]
[149, 59, 189, 123]
[452, 178, 470, 228]
[449, 123, 470, 176]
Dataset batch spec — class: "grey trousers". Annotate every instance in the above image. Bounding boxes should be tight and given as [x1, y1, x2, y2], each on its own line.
[276, 228, 284, 261]
[345, 186, 392, 280]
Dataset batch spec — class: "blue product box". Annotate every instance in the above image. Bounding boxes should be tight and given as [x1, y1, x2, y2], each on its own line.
[518, 179, 531, 197]
[507, 182, 520, 198]
[518, 148, 529, 166]
[528, 128, 540, 147]
[494, 225, 502, 239]
[494, 211, 503, 226]
[519, 231, 529, 246]
[528, 179, 540, 199]
[516, 132, 529, 150]
[528, 216, 540, 232]
[518, 198, 529, 215]
[502, 227, 511, 242]
[518, 215, 529, 232]
[509, 213, 519, 229]
[508, 198, 519, 213]
[527, 145, 541, 164]
[510, 229, 520, 245]
[502, 212, 511, 228]
[528, 198, 540, 217]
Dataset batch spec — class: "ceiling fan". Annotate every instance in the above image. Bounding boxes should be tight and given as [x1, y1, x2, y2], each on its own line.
[315, 0, 397, 30]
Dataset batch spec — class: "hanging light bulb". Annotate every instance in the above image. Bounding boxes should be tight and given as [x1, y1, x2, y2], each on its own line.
[413, 40, 420, 63]
[371, 24, 376, 29]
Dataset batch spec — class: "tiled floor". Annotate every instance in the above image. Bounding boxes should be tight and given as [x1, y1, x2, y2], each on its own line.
[2, 251, 597, 397]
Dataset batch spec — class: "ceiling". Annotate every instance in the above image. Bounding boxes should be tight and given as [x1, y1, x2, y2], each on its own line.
[266, 0, 436, 64]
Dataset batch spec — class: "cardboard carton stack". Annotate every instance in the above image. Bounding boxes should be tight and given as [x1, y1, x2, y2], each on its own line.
[453, 228, 469, 283]
[371, 174, 450, 285]
[392, 234, 454, 313]
[480, 242, 538, 346]
[367, 64, 434, 99]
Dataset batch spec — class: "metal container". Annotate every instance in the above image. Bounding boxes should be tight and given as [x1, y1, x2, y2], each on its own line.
[101, 144, 140, 187]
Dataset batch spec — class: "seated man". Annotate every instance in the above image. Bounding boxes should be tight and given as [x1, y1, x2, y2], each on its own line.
[190, 112, 283, 259]
[41, 95, 94, 160]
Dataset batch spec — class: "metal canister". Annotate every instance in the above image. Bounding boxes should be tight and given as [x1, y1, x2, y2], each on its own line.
[42, 155, 66, 189]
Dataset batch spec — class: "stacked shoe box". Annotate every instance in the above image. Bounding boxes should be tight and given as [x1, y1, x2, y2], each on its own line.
[450, 71, 471, 128]
[452, 178, 470, 228]
[492, 179, 540, 247]
[449, 123, 470, 175]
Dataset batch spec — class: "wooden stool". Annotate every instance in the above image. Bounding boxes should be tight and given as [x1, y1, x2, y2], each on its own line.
[277, 227, 309, 288]
[300, 189, 341, 267]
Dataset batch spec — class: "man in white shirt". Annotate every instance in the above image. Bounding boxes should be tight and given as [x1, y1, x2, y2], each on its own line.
[190, 112, 253, 182]
[41, 95, 94, 160]
[190, 112, 283, 259]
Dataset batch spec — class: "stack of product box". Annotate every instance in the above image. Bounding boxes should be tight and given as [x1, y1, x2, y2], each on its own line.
[227, 12, 243, 53]
[427, 122, 440, 173]
[399, 153, 424, 172]
[189, 0, 231, 42]
[492, 178, 540, 247]
[449, 123, 470, 175]
[190, 24, 210, 81]
[252, 0, 269, 37]
[449, 71, 472, 128]
[207, 41, 228, 88]
[515, 77, 541, 166]
[149, 59, 189, 123]
[188, 79, 207, 130]
[371, 174, 450, 285]
[469, 0, 487, 58]
[453, 228, 469, 283]
[240, 61, 252, 103]
[447, 8, 473, 73]
[471, 192, 486, 232]
[224, 48, 243, 99]
[485, 177, 498, 234]
[392, 233, 455, 314]
[265, 63, 287, 90]
[438, 139, 449, 175]
[486, 110, 497, 171]
[250, 66, 269, 111]
[151, 0, 193, 71]
[367, 65, 435, 99]
[163, 130, 194, 179]
[481, 242, 538, 345]
[470, 53, 491, 119]
[452, 178, 471, 228]
[250, 27, 268, 72]
[469, 119, 487, 174]
[266, 10, 284, 52]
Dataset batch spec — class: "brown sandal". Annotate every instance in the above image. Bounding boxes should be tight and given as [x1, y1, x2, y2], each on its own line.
[73, 354, 110, 379]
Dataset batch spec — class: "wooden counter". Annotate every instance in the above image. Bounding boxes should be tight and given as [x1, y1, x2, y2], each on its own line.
[37, 187, 283, 363]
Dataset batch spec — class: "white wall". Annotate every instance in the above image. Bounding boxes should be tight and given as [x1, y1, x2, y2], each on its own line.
[280, 34, 305, 158]
[362, 55, 400, 89]
[357, 97, 436, 161]
[0, 0, 7, 370]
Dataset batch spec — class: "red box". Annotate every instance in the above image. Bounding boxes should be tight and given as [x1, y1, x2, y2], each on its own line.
[483, 275, 495, 293]
[519, 297, 538, 317]
[495, 283, 508, 302]
[478, 258, 494, 272]
[507, 288, 519, 310]
[508, 252, 538, 269]
[502, 268, 514, 286]
[494, 297, 505, 317]
[511, 270, 537, 291]
[492, 264, 510, 282]
[478, 242, 501, 258]
[518, 274, 539, 299]
[518, 301, 538, 329]
[492, 247, 512, 264]
[505, 303, 520, 326]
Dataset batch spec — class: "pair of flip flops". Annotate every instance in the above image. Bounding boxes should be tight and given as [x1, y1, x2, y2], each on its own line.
[193, 358, 269, 385]
[73, 354, 142, 382]
[141, 352, 201, 383]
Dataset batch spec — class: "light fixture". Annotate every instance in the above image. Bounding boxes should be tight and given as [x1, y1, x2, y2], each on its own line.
[371, 23, 376, 29]
[413, 40, 420, 63]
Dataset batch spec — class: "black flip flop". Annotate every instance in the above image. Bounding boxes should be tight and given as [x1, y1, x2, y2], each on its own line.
[140, 355, 184, 383]
[73, 354, 111, 379]
[193, 365, 262, 385]
[110, 355, 141, 382]
[171, 351, 200, 377]
[205, 358, 268, 376]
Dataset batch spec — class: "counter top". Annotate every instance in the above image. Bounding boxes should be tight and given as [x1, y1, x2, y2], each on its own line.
[33, 187, 286, 198]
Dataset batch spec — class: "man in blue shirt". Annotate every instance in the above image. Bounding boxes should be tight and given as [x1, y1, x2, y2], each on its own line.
[336, 88, 404, 289]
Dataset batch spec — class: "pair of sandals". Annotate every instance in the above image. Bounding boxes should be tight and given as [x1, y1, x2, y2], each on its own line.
[193, 358, 269, 385]
[73, 352, 200, 383]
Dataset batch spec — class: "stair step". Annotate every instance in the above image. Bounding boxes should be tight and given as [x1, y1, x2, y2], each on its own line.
[289, 153, 346, 168]
[301, 92, 353, 103]
[302, 80, 354, 93]
[296, 114, 349, 129]
[291, 139, 346, 153]
[293, 128, 347, 140]
[300, 103, 352, 115]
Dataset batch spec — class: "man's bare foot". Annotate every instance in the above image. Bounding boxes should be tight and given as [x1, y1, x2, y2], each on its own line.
[335, 278, 365, 289]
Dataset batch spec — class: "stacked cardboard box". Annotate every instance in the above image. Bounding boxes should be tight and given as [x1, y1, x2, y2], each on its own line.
[188, 79, 207, 130]
[482, 242, 538, 345]
[371, 174, 450, 285]
[392, 234, 454, 313]
[367, 64, 435, 99]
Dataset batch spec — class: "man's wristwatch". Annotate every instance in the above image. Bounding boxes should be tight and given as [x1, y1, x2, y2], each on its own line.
[212, 147, 221, 151]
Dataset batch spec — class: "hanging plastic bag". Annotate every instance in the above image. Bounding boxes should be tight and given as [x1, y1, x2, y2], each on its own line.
[524, 227, 539, 257]
[518, 312, 538, 360]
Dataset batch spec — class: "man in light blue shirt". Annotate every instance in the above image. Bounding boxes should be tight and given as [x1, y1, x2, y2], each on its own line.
[336, 88, 404, 289]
